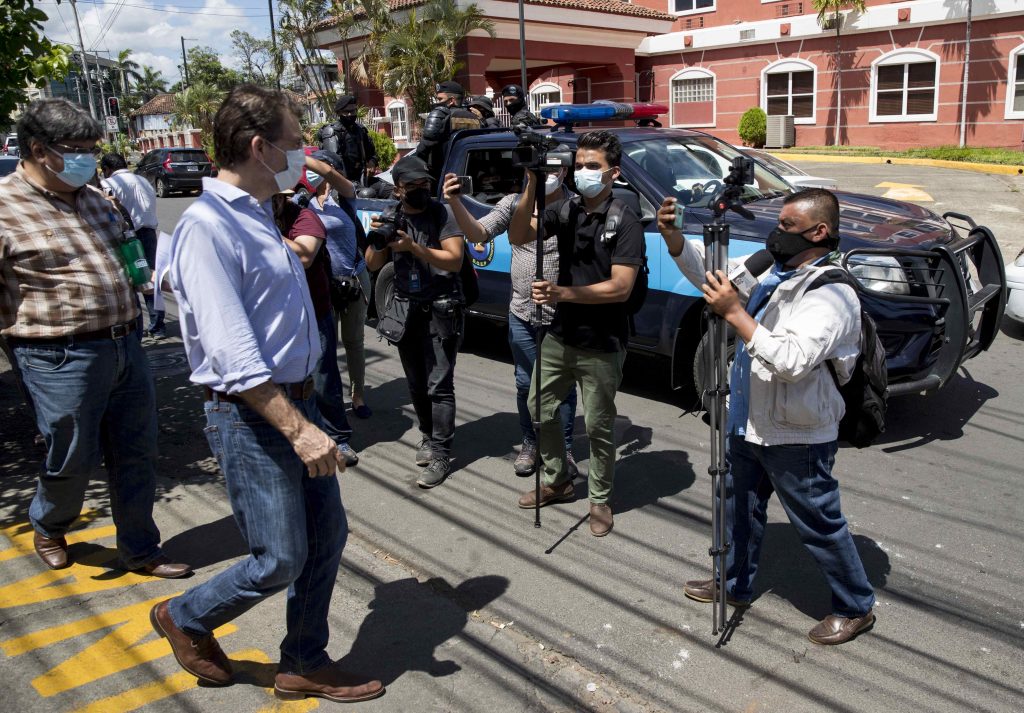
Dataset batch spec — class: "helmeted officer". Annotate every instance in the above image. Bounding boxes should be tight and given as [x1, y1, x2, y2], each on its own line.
[317, 95, 377, 184]
[468, 95, 502, 128]
[413, 80, 481, 178]
[500, 84, 542, 127]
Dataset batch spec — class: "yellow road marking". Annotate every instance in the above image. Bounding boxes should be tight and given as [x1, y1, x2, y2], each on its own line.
[875, 181, 934, 202]
[0, 554, 161, 608]
[0, 523, 118, 563]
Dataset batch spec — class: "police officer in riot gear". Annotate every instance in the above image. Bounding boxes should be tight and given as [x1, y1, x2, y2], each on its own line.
[468, 95, 502, 128]
[317, 95, 377, 184]
[500, 84, 542, 127]
[414, 80, 481, 179]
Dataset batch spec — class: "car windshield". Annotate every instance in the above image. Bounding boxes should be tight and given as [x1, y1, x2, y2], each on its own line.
[743, 149, 806, 178]
[168, 151, 206, 162]
[624, 135, 792, 208]
[6, 138, 17, 147]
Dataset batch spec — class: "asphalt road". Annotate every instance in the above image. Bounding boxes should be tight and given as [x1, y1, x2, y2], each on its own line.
[1, 167, 1022, 713]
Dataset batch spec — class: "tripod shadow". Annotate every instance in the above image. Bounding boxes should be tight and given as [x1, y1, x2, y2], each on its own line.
[612, 449, 697, 515]
[348, 377, 415, 451]
[337, 575, 509, 685]
[753, 524, 891, 620]
[451, 411, 522, 473]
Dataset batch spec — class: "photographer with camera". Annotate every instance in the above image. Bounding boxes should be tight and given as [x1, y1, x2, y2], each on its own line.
[367, 155, 466, 488]
[442, 157, 580, 480]
[413, 81, 482, 179]
[656, 187, 876, 645]
[507, 131, 643, 537]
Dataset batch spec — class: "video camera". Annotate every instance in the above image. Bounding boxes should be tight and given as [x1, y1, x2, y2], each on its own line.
[511, 127, 573, 173]
[724, 155, 755, 187]
[367, 203, 407, 251]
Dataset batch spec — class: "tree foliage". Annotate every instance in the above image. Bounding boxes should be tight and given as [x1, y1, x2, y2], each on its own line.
[113, 49, 142, 95]
[0, 0, 72, 126]
[135, 65, 169, 101]
[231, 30, 280, 87]
[369, 128, 397, 169]
[280, 0, 339, 114]
[174, 46, 245, 93]
[738, 107, 767, 148]
[172, 81, 225, 157]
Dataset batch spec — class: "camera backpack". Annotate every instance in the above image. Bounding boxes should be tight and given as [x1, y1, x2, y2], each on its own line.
[808, 269, 888, 448]
[558, 196, 648, 314]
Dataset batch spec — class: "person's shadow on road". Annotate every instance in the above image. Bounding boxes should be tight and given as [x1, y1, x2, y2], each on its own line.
[336, 574, 509, 685]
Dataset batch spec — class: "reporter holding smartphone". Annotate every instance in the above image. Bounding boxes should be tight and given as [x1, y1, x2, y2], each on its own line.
[442, 162, 580, 479]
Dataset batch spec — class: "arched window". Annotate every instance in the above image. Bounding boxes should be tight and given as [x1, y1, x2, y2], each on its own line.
[870, 49, 939, 123]
[762, 59, 816, 125]
[386, 100, 408, 141]
[1005, 43, 1024, 120]
[529, 82, 562, 113]
[668, 68, 715, 128]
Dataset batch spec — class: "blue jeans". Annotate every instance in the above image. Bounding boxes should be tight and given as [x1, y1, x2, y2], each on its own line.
[12, 334, 162, 569]
[169, 394, 347, 674]
[508, 313, 576, 449]
[314, 310, 352, 446]
[725, 436, 875, 617]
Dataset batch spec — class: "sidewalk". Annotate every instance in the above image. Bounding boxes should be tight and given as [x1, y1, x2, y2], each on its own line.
[770, 150, 1024, 176]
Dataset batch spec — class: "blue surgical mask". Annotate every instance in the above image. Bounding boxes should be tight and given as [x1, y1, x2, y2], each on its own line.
[47, 149, 97, 189]
[574, 168, 610, 199]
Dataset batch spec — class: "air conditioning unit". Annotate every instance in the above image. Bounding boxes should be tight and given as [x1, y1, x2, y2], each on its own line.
[766, 115, 795, 148]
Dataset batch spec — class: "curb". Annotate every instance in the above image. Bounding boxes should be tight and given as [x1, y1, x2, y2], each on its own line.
[770, 152, 1024, 177]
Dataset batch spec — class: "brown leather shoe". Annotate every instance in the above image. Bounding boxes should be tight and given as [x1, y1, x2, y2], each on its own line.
[275, 664, 385, 703]
[149, 600, 233, 685]
[133, 554, 193, 579]
[517, 480, 575, 509]
[34, 532, 69, 570]
[808, 610, 875, 645]
[589, 503, 613, 537]
[683, 579, 751, 607]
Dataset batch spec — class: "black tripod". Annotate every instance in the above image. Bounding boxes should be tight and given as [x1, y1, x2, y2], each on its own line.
[530, 168, 549, 528]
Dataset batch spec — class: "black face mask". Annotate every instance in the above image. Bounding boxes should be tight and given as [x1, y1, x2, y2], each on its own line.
[403, 187, 431, 211]
[505, 97, 525, 114]
[340, 115, 357, 126]
[767, 226, 836, 265]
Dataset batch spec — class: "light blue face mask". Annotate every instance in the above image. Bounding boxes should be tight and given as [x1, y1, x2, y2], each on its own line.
[47, 148, 97, 188]
[573, 167, 610, 199]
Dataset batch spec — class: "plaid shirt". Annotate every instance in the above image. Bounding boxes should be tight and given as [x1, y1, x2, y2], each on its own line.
[0, 167, 138, 339]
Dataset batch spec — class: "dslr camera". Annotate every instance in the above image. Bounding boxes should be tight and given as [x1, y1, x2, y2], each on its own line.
[367, 203, 408, 250]
[724, 155, 756, 187]
[511, 127, 573, 173]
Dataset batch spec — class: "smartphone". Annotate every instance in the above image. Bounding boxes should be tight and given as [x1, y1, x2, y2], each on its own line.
[457, 175, 473, 195]
[673, 203, 685, 230]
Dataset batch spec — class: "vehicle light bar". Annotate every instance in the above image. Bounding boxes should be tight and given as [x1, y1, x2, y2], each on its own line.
[541, 102, 667, 123]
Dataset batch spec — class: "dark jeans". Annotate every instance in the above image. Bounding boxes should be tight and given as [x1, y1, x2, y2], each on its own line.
[725, 435, 876, 617]
[396, 304, 460, 458]
[314, 310, 352, 446]
[138, 227, 164, 335]
[168, 394, 347, 674]
[508, 313, 576, 449]
[11, 333, 162, 569]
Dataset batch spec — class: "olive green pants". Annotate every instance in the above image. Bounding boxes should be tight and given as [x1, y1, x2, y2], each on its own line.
[529, 333, 625, 504]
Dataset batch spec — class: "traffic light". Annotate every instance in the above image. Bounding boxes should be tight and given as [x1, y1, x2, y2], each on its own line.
[107, 96, 120, 117]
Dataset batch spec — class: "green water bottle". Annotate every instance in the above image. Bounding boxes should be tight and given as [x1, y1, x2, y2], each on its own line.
[117, 228, 153, 287]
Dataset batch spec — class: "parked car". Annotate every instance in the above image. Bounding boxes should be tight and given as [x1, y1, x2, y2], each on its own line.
[1004, 248, 1024, 323]
[135, 147, 215, 197]
[2, 135, 19, 157]
[0, 156, 18, 177]
[738, 147, 838, 190]
[353, 105, 1006, 397]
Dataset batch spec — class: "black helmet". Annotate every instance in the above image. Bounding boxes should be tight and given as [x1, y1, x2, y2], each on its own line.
[500, 84, 526, 99]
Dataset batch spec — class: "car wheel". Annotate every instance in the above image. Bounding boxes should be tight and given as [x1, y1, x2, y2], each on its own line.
[693, 327, 736, 411]
[155, 177, 168, 198]
[374, 262, 396, 321]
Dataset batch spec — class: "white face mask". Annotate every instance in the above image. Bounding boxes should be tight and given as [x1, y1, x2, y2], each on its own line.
[260, 141, 306, 192]
[573, 167, 610, 199]
[544, 172, 564, 193]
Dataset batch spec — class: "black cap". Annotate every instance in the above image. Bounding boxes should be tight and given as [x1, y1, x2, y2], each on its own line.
[334, 95, 357, 114]
[435, 80, 464, 96]
[391, 154, 432, 185]
[310, 149, 344, 172]
[469, 95, 493, 112]
[501, 84, 525, 98]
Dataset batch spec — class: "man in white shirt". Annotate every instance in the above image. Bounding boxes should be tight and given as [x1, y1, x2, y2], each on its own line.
[101, 153, 164, 337]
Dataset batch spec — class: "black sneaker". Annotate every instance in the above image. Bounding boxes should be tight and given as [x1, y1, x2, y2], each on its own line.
[417, 457, 451, 488]
[415, 438, 432, 467]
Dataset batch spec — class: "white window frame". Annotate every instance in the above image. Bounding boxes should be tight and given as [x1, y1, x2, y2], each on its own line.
[386, 100, 408, 141]
[761, 58, 817, 126]
[869, 48, 940, 124]
[669, 0, 715, 17]
[1004, 42, 1024, 120]
[668, 68, 716, 128]
[529, 82, 563, 114]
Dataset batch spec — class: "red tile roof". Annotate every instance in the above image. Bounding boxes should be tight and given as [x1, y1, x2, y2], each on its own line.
[134, 93, 176, 116]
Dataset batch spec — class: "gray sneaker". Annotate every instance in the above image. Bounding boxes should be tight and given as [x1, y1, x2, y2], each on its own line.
[338, 443, 359, 467]
[513, 441, 538, 476]
[417, 457, 451, 488]
[415, 438, 432, 467]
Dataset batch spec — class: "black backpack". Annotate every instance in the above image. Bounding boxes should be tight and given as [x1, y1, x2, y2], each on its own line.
[558, 196, 648, 314]
[809, 269, 888, 448]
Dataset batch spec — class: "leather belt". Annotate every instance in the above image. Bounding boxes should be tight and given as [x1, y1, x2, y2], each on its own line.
[204, 376, 315, 404]
[8, 321, 136, 344]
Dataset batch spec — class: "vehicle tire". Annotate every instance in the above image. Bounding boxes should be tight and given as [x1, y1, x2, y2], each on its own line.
[692, 328, 736, 411]
[155, 177, 169, 198]
[374, 261, 396, 321]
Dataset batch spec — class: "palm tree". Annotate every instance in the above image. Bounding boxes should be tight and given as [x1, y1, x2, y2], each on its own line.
[113, 48, 142, 95]
[135, 65, 168, 101]
[173, 81, 225, 157]
[812, 0, 867, 145]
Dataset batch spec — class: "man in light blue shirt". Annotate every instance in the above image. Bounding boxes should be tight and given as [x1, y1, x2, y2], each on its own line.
[149, 84, 384, 704]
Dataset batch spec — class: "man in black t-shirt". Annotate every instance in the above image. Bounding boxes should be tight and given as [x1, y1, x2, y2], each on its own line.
[366, 154, 465, 488]
[508, 131, 643, 537]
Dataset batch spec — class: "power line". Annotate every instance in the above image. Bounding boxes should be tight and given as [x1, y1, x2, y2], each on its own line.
[40, 1, 270, 18]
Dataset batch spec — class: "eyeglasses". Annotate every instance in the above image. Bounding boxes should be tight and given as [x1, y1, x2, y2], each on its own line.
[50, 143, 102, 157]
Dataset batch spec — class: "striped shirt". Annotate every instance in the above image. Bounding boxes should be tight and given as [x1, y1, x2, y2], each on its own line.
[0, 167, 138, 339]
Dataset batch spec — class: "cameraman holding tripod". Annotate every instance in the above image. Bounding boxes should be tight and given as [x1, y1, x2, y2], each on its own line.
[367, 155, 466, 488]
[656, 187, 876, 645]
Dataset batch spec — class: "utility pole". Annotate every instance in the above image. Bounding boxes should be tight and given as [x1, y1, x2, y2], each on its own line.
[517, 0, 528, 93]
[268, 0, 282, 90]
[69, 0, 97, 118]
[180, 36, 192, 87]
[92, 49, 113, 141]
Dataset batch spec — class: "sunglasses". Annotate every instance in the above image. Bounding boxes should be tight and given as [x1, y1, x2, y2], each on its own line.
[50, 143, 103, 157]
